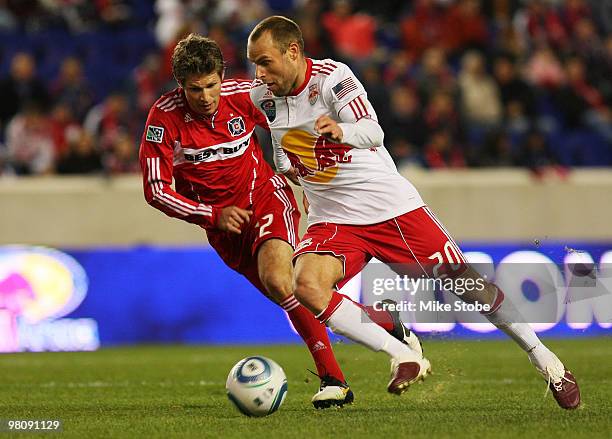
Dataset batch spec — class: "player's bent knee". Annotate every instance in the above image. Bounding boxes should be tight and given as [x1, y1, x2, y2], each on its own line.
[293, 276, 329, 314]
[260, 271, 292, 303]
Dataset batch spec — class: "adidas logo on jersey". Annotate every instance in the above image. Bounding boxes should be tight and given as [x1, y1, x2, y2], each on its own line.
[184, 113, 193, 123]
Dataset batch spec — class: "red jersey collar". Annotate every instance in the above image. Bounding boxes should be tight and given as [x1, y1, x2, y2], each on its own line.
[288, 58, 312, 96]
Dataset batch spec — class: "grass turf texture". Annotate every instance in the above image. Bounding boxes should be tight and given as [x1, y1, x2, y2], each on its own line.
[0, 339, 610, 439]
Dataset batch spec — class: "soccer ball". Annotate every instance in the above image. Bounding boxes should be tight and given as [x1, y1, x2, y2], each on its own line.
[226, 356, 288, 417]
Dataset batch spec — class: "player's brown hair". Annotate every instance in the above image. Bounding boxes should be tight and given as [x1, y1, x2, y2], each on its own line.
[171, 33, 224, 85]
[249, 16, 304, 55]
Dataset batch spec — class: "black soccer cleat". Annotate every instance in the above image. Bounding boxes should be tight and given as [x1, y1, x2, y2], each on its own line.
[311, 375, 354, 409]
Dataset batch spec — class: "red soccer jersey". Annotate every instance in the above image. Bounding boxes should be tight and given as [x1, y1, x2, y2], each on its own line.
[139, 79, 274, 229]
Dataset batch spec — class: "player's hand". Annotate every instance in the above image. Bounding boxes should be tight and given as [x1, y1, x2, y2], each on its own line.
[302, 191, 310, 214]
[314, 115, 343, 142]
[284, 167, 300, 186]
[217, 206, 253, 234]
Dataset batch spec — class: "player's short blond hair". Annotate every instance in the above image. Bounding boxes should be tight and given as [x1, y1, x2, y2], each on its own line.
[249, 16, 304, 55]
[171, 33, 224, 85]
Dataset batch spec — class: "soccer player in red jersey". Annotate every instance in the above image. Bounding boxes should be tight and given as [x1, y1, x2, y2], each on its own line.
[138, 34, 357, 408]
[247, 16, 580, 409]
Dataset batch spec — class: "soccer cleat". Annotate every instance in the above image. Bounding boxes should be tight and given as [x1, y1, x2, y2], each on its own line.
[311, 375, 354, 409]
[529, 346, 580, 409]
[387, 356, 431, 395]
[381, 299, 424, 357]
[546, 370, 581, 410]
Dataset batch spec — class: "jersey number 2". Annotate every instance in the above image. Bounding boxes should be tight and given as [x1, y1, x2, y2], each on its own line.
[256, 214, 274, 238]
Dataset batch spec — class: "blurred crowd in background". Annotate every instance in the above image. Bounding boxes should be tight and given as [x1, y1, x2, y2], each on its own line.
[0, 0, 611, 176]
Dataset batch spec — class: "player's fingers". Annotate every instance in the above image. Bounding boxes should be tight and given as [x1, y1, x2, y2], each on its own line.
[227, 218, 242, 234]
[220, 218, 234, 233]
[234, 209, 251, 223]
[232, 213, 246, 225]
[317, 121, 333, 134]
[302, 192, 310, 214]
[314, 116, 331, 132]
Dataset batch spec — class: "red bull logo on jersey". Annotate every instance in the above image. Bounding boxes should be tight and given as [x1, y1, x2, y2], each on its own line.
[0, 246, 99, 352]
[308, 84, 319, 105]
[281, 129, 352, 183]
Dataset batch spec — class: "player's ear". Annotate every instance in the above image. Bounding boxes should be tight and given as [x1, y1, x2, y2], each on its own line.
[288, 42, 299, 61]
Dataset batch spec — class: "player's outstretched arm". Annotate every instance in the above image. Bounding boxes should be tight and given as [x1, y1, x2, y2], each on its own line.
[314, 112, 383, 149]
[139, 112, 219, 228]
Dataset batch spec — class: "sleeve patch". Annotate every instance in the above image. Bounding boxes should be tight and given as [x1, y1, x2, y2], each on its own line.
[145, 125, 165, 143]
[331, 77, 358, 100]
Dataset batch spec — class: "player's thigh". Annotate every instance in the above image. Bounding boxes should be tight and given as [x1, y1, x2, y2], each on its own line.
[293, 252, 344, 313]
[388, 206, 468, 278]
[252, 185, 300, 252]
[256, 238, 294, 302]
[294, 223, 370, 290]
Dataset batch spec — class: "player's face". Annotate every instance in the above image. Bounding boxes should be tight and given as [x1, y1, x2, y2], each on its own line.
[247, 32, 299, 97]
[183, 72, 222, 116]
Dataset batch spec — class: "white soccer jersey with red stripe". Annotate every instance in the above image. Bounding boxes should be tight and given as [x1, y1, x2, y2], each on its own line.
[250, 58, 424, 226]
[139, 80, 274, 229]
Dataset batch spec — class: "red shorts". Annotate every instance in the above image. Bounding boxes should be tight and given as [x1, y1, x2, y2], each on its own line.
[207, 175, 300, 294]
[294, 206, 467, 289]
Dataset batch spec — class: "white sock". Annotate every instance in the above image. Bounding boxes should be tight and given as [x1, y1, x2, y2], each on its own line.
[526, 343, 564, 375]
[485, 294, 543, 352]
[326, 298, 418, 361]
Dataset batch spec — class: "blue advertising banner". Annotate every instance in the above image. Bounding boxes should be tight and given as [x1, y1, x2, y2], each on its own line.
[1, 242, 610, 351]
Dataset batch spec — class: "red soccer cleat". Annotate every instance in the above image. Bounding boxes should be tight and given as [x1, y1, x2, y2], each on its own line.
[530, 346, 581, 410]
[547, 370, 581, 410]
[387, 357, 431, 395]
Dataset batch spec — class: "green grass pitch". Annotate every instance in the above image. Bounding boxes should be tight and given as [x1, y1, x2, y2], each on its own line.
[0, 338, 610, 438]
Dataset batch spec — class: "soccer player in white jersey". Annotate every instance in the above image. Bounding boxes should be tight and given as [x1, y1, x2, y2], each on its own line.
[247, 16, 580, 409]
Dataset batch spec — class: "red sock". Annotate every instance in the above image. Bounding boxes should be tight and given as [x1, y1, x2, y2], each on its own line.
[280, 295, 345, 382]
[338, 293, 394, 332]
